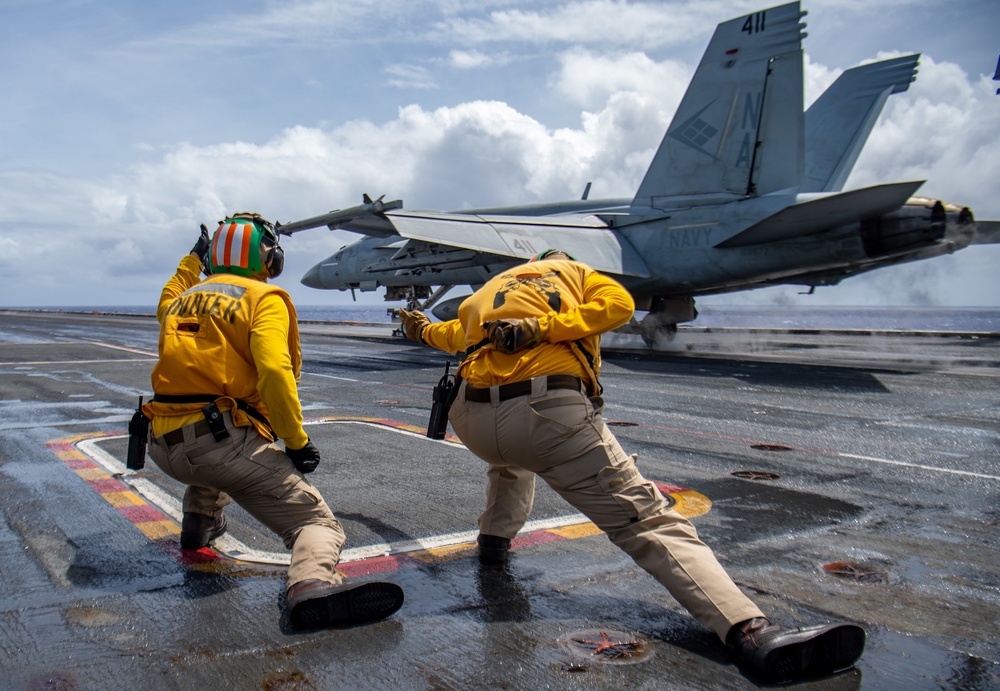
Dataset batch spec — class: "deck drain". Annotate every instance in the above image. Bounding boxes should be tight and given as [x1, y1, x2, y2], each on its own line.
[558, 629, 652, 666]
[731, 470, 781, 481]
[375, 400, 401, 405]
[822, 561, 889, 584]
[751, 443, 795, 451]
[606, 421, 639, 427]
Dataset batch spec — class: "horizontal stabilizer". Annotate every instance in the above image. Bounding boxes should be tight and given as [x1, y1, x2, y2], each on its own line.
[367, 210, 650, 277]
[716, 181, 924, 248]
[973, 220, 1000, 245]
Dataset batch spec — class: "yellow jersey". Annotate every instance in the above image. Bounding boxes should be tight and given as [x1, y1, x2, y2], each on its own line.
[143, 254, 308, 449]
[421, 258, 634, 393]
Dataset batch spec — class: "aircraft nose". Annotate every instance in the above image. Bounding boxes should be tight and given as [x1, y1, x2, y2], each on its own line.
[301, 262, 325, 288]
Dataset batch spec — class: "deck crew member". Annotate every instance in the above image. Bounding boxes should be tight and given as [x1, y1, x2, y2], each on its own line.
[399, 249, 865, 682]
[143, 215, 404, 629]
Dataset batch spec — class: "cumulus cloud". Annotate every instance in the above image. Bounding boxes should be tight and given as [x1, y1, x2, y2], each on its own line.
[847, 56, 1000, 202]
[803, 54, 842, 107]
[0, 91, 647, 303]
[550, 48, 691, 111]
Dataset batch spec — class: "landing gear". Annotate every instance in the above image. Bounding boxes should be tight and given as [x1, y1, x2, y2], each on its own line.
[639, 313, 678, 346]
[634, 296, 697, 347]
[386, 285, 455, 337]
[388, 307, 404, 337]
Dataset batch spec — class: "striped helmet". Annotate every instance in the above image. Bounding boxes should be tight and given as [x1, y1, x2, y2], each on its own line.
[206, 213, 284, 278]
[530, 248, 576, 262]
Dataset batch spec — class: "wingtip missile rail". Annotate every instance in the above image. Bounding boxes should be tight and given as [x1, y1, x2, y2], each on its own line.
[274, 195, 403, 236]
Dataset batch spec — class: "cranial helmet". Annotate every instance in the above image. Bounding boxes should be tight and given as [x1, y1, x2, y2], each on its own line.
[530, 248, 576, 262]
[205, 213, 284, 279]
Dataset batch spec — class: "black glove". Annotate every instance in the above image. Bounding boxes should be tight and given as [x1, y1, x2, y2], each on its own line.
[191, 224, 211, 261]
[286, 440, 321, 473]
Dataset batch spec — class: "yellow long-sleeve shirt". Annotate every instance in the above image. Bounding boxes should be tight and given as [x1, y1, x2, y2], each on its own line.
[420, 258, 634, 393]
[143, 254, 308, 449]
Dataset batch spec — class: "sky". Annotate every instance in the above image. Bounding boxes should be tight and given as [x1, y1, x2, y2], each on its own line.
[2, 0, 998, 310]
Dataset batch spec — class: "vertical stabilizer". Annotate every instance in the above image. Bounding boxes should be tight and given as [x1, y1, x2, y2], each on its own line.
[803, 54, 919, 192]
[633, 2, 806, 209]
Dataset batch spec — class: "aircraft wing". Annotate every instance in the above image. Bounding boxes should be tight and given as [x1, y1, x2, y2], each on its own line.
[348, 210, 651, 278]
[275, 196, 402, 238]
[716, 181, 924, 248]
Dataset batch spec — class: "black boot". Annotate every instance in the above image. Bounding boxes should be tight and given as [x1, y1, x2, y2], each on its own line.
[180, 512, 227, 550]
[727, 617, 866, 682]
[286, 579, 404, 629]
[477, 534, 511, 565]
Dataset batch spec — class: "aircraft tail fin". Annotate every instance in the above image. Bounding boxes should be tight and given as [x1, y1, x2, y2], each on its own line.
[803, 54, 919, 192]
[633, 2, 807, 209]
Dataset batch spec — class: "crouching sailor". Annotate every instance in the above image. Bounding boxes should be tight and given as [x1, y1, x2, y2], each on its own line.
[143, 215, 404, 629]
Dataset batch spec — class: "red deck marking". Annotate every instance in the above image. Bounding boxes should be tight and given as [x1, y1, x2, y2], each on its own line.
[46, 432, 227, 569]
[512, 529, 567, 549]
[337, 554, 419, 578]
[86, 477, 129, 493]
[119, 504, 170, 523]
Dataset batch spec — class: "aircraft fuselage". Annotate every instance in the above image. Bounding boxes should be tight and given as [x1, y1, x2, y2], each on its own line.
[301, 193, 975, 305]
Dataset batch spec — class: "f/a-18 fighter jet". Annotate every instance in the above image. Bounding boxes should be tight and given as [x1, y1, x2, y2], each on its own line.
[278, 2, 997, 344]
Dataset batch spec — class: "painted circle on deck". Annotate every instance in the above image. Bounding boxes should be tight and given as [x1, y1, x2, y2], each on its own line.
[654, 481, 712, 519]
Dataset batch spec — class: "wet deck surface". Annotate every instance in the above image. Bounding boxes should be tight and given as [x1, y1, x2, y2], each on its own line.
[1, 310, 998, 690]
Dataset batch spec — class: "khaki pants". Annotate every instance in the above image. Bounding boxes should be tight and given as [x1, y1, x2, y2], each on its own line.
[148, 413, 346, 589]
[449, 376, 764, 641]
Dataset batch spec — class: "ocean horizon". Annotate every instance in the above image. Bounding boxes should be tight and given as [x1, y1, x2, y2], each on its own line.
[6, 304, 999, 332]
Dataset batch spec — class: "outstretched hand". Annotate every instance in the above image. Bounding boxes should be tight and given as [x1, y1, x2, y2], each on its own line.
[399, 309, 431, 343]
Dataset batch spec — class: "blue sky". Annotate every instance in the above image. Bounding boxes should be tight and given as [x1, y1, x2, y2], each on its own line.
[2, 0, 998, 308]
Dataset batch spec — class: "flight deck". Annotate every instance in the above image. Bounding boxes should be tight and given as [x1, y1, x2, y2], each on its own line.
[0, 309, 997, 690]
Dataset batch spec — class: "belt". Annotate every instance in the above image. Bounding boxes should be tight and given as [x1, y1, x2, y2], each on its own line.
[161, 419, 213, 446]
[465, 375, 582, 403]
[152, 393, 275, 439]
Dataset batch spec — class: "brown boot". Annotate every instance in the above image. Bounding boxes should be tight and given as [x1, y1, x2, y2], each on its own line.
[180, 512, 227, 550]
[286, 579, 404, 629]
[727, 617, 866, 682]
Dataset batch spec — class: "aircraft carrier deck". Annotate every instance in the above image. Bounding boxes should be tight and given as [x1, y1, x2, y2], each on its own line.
[0, 309, 997, 690]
